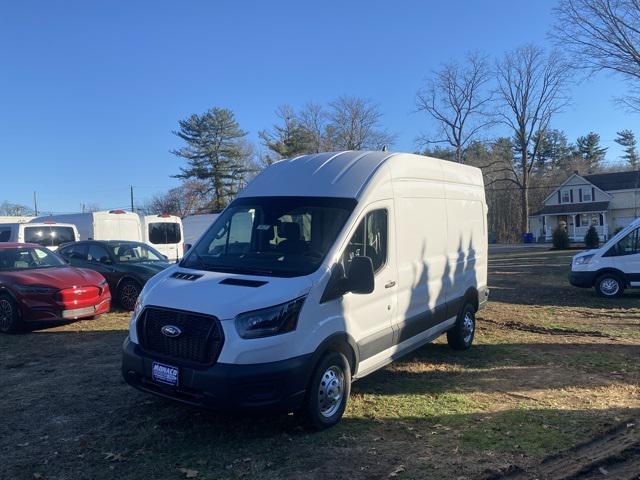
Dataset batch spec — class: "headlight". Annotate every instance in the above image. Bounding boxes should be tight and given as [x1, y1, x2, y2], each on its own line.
[235, 296, 306, 339]
[15, 284, 58, 295]
[574, 254, 595, 266]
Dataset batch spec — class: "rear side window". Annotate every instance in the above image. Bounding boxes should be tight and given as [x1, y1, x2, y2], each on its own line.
[342, 209, 388, 274]
[0, 227, 11, 242]
[24, 226, 76, 247]
[148, 223, 181, 244]
[87, 245, 111, 263]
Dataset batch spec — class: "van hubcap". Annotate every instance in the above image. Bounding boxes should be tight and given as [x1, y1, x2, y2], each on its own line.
[318, 366, 345, 418]
[0, 299, 13, 330]
[462, 312, 475, 344]
[601, 278, 619, 296]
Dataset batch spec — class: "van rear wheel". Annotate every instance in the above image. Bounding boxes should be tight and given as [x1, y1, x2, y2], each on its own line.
[302, 351, 351, 430]
[447, 303, 475, 350]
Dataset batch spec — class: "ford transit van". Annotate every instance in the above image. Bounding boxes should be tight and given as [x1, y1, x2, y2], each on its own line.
[141, 214, 184, 260]
[0, 222, 80, 251]
[122, 151, 489, 429]
[570, 217, 640, 297]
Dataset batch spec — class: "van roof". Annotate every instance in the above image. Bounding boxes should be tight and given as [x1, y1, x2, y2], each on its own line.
[239, 151, 398, 199]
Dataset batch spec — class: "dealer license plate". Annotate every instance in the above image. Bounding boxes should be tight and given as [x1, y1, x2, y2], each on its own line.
[151, 362, 179, 386]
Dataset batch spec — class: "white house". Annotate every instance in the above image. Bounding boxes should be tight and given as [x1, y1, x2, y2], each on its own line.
[530, 170, 640, 242]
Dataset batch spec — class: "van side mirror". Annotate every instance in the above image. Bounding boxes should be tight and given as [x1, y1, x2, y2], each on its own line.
[184, 243, 192, 252]
[320, 256, 375, 303]
[346, 256, 375, 294]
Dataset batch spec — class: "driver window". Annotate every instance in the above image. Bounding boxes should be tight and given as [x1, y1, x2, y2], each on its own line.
[342, 209, 388, 274]
[207, 209, 254, 255]
[610, 228, 640, 256]
[87, 245, 110, 263]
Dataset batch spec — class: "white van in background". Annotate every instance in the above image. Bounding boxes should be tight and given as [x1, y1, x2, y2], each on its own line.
[570, 217, 640, 297]
[0, 222, 80, 250]
[182, 213, 219, 247]
[0, 216, 34, 224]
[32, 210, 141, 243]
[122, 151, 489, 429]
[141, 214, 184, 260]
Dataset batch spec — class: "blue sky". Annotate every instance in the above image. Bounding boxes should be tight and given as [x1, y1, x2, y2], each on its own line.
[1, 0, 638, 213]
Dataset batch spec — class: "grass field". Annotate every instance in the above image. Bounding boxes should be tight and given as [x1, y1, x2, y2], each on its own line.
[1, 250, 639, 479]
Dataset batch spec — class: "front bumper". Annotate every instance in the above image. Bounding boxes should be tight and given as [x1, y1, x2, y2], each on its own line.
[19, 297, 111, 322]
[121, 337, 313, 413]
[569, 271, 596, 288]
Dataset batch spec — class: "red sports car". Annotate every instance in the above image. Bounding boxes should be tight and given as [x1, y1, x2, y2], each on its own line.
[0, 243, 111, 333]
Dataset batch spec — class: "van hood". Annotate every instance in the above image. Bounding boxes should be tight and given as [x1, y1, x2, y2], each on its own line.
[141, 266, 314, 320]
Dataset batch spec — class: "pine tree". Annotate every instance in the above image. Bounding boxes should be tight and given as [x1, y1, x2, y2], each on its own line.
[534, 129, 573, 171]
[584, 225, 600, 248]
[258, 105, 315, 164]
[172, 108, 250, 210]
[614, 129, 639, 168]
[575, 132, 607, 171]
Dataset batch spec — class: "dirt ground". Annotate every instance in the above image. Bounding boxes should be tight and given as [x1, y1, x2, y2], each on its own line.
[1, 250, 639, 480]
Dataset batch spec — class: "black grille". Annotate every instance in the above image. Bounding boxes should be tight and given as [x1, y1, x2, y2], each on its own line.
[138, 307, 223, 365]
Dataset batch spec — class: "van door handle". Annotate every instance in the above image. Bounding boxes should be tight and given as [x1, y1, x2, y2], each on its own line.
[385, 281, 396, 289]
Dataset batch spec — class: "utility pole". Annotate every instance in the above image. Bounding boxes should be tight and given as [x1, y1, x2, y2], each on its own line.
[33, 191, 38, 216]
[130, 185, 134, 212]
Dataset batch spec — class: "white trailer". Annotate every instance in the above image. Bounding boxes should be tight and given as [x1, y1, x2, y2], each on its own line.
[32, 210, 142, 242]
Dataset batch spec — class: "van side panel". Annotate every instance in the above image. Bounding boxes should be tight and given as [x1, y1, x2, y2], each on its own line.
[388, 155, 450, 342]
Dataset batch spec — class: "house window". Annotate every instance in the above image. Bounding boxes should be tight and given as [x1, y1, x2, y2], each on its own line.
[561, 190, 571, 203]
[583, 188, 592, 202]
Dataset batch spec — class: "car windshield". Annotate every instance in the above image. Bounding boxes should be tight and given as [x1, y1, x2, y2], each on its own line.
[180, 196, 357, 277]
[107, 243, 165, 263]
[0, 247, 66, 271]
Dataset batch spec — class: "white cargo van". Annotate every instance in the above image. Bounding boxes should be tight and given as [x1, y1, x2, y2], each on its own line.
[141, 214, 184, 260]
[570, 217, 640, 297]
[0, 216, 34, 224]
[182, 213, 219, 247]
[0, 222, 79, 251]
[122, 151, 489, 429]
[33, 210, 141, 242]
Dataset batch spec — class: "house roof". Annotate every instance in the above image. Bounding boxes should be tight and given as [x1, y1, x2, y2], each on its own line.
[583, 171, 640, 191]
[532, 201, 610, 216]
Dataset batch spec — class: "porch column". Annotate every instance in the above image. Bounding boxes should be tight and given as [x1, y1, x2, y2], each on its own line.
[603, 211, 608, 240]
[543, 215, 548, 241]
[572, 214, 576, 242]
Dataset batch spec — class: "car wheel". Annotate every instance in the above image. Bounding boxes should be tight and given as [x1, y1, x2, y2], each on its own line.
[0, 294, 21, 334]
[118, 280, 141, 311]
[447, 302, 476, 350]
[595, 274, 625, 298]
[303, 351, 351, 430]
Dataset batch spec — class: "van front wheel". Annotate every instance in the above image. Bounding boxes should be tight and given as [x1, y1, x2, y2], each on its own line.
[447, 303, 475, 350]
[595, 274, 624, 298]
[303, 351, 351, 430]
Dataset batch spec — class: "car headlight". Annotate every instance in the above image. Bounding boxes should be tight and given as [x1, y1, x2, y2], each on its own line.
[15, 284, 58, 295]
[235, 296, 306, 339]
[574, 254, 595, 266]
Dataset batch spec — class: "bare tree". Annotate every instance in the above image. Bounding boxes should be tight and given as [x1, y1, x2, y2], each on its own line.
[494, 45, 571, 235]
[142, 180, 210, 217]
[552, 0, 640, 111]
[416, 52, 494, 163]
[298, 102, 327, 153]
[326, 96, 395, 150]
[0, 201, 33, 216]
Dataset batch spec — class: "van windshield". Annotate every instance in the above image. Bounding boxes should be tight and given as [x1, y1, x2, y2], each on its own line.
[181, 196, 357, 277]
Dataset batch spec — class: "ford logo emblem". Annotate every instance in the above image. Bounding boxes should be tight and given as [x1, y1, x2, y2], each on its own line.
[161, 325, 181, 338]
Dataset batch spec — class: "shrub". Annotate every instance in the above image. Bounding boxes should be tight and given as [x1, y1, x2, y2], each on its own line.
[614, 226, 624, 235]
[584, 225, 600, 248]
[552, 226, 570, 249]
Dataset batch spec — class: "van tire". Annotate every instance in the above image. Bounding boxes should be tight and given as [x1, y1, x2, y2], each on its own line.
[118, 280, 141, 311]
[595, 273, 625, 298]
[447, 303, 475, 350]
[302, 351, 351, 430]
[0, 294, 21, 334]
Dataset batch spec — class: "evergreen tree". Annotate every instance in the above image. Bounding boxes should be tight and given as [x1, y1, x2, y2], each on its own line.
[172, 107, 250, 210]
[584, 225, 600, 249]
[534, 129, 573, 170]
[258, 105, 315, 164]
[575, 132, 607, 171]
[614, 129, 639, 168]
